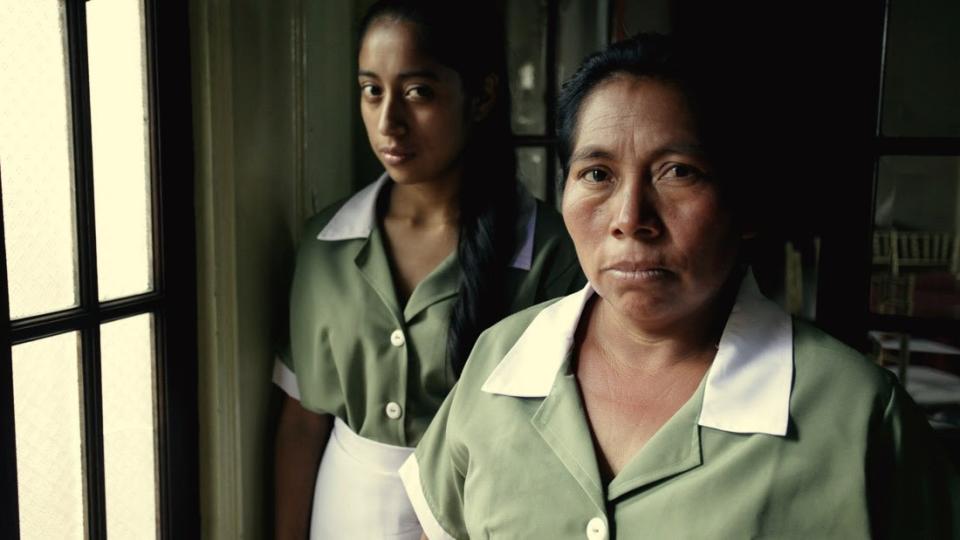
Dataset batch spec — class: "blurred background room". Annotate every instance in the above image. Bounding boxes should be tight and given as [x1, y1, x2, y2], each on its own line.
[0, 0, 958, 538]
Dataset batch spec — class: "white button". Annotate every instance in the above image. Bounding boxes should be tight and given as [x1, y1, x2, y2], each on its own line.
[390, 329, 405, 347]
[385, 401, 403, 419]
[585, 517, 607, 540]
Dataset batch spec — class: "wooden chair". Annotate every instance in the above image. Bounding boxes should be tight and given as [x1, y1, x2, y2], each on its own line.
[870, 229, 960, 383]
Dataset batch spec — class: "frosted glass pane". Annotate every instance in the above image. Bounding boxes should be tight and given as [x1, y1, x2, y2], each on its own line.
[517, 147, 547, 201]
[881, 0, 960, 137]
[101, 314, 158, 539]
[12, 332, 85, 540]
[507, 0, 548, 135]
[87, 0, 153, 301]
[0, 0, 80, 319]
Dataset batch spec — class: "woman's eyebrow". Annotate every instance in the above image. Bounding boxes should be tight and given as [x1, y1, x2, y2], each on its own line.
[569, 145, 614, 164]
[357, 69, 440, 80]
[397, 69, 439, 80]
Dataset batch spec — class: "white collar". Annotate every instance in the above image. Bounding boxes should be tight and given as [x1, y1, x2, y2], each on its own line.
[481, 271, 794, 436]
[316, 173, 537, 271]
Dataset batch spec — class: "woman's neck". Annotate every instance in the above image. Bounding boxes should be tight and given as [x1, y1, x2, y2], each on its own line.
[386, 175, 461, 227]
[587, 285, 736, 374]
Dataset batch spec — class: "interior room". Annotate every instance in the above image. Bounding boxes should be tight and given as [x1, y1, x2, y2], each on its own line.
[1, 0, 957, 537]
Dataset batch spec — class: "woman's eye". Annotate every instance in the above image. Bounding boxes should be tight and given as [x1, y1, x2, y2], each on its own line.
[580, 169, 609, 183]
[405, 86, 433, 99]
[360, 84, 381, 99]
[659, 164, 704, 182]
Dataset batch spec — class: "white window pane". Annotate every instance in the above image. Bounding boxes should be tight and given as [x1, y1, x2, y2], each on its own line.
[12, 332, 85, 540]
[507, 0, 548, 135]
[0, 0, 80, 319]
[101, 313, 158, 539]
[517, 147, 547, 201]
[87, 0, 153, 301]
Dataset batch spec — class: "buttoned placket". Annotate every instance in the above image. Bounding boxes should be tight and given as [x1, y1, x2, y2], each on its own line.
[353, 225, 411, 444]
[529, 361, 610, 534]
[527, 340, 706, 538]
[354, 224, 461, 446]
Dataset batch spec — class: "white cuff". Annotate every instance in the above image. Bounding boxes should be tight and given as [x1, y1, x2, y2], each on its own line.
[272, 358, 301, 400]
[399, 455, 456, 540]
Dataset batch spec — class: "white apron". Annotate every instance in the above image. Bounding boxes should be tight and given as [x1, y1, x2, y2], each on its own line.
[310, 417, 422, 539]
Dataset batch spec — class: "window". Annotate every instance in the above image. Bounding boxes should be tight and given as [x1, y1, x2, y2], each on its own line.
[0, 0, 197, 538]
[505, 0, 672, 207]
[868, 0, 960, 329]
[507, 0, 611, 206]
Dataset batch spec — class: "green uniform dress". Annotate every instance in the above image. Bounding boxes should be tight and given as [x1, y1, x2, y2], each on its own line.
[272, 173, 585, 446]
[401, 272, 959, 539]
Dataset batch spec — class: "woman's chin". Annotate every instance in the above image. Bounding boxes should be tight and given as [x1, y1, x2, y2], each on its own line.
[600, 291, 658, 317]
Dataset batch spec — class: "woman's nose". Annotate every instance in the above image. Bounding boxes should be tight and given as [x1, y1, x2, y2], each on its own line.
[610, 180, 662, 239]
[378, 94, 407, 137]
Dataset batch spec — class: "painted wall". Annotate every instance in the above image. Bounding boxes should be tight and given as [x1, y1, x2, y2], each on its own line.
[191, 0, 359, 537]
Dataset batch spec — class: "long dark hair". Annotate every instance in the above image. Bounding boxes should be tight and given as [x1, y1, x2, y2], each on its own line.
[359, 0, 518, 376]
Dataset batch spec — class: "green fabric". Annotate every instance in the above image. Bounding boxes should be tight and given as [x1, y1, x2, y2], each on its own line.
[285, 198, 584, 446]
[412, 308, 959, 539]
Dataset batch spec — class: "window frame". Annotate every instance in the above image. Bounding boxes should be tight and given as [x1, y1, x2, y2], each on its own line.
[864, 0, 960, 338]
[0, 0, 198, 538]
[512, 0, 620, 208]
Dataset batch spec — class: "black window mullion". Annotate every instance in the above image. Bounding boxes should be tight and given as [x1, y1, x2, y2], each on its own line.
[513, 135, 557, 147]
[0, 168, 21, 540]
[146, 0, 200, 536]
[9, 293, 165, 345]
[875, 137, 960, 156]
[874, 0, 892, 138]
[63, 1, 107, 538]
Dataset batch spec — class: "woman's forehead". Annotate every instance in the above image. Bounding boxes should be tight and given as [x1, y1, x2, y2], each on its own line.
[358, 20, 459, 83]
[572, 76, 701, 153]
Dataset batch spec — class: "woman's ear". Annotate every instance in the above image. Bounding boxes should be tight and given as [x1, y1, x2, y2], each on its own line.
[472, 74, 498, 122]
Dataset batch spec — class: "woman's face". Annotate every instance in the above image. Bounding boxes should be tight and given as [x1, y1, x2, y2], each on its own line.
[358, 20, 471, 187]
[561, 76, 740, 330]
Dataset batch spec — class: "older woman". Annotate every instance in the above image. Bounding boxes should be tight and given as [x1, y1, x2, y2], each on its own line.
[399, 34, 958, 539]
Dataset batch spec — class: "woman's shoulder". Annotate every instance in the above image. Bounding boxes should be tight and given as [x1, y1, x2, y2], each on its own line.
[301, 198, 352, 240]
[791, 318, 899, 409]
[459, 295, 568, 384]
[298, 177, 387, 251]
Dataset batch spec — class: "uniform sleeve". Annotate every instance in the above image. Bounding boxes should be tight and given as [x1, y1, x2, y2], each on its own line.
[866, 382, 960, 538]
[285, 228, 346, 416]
[400, 386, 469, 540]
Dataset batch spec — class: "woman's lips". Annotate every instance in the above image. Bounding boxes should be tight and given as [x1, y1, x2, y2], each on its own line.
[603, 262, 672, 281]
[380, 147, 415, 165]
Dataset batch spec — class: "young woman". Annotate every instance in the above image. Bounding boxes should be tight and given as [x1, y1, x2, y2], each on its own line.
[272, 1, 583, 538]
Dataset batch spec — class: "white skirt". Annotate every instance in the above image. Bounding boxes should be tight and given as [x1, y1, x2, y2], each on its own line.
[310, 417, 422, 539]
